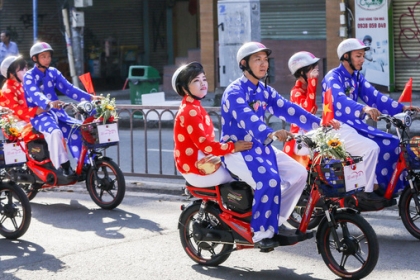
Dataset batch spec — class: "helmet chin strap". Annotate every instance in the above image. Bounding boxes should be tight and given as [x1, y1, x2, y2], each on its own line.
[243, 63, 269, 88]
[34, 56, 49, 70]
[186, 89, 204, 100]
[345, 51, 357, 72]
[299, 70, 308, 84]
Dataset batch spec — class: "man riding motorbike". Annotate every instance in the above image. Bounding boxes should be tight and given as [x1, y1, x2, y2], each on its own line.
[220, 42, 338, 249]
[321, 38, 420, 196]
[22, 42, 101, 177]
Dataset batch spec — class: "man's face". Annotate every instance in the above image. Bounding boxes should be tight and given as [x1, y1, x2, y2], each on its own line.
[349, 50, 365, 70]
[36, 51, 52, 67]
[0, 33, 7, 43]
[363, 40, 371, 47]
[246, 51, 269, 79]
[363, 40, 373, 60]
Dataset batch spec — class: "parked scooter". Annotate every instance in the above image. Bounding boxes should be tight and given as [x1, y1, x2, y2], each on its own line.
[289, 111, 420, 240]
[2, 98, 125, 210]
[178, 141, 379, 279]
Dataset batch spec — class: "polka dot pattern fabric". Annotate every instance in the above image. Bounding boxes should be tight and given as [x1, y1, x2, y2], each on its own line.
[174, 95, 235, 175]
[221, 76, 320, 236]
[321, 64, 405, 192]
[23, 66, 92, 110]
[283, 78, 317, 162]
[31, 110, 83, 161]
[0, 79, 37, 123]
[23, 66, 92, 162]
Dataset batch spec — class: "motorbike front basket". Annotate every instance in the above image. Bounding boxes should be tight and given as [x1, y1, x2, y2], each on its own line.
[312, 156, 363, 198]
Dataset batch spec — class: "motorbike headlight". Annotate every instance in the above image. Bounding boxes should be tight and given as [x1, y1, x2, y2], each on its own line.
[394, 112, 412, 128]
[78, 101, 94, 114]
[404, 114, 412, 127]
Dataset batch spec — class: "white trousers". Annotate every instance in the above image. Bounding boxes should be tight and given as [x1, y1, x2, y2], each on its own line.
[296, 124, 379, 192]
[181, 151, 235, 187]
[43, 129, 69, 170]
[181, 166, 234, 187]
[224, 147, 307, 241]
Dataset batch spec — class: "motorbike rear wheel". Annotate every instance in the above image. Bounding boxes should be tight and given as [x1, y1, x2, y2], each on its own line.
[0, 181, 32, 239]
[399, 188, 420, 240]
[86, 159, 125, 210]
[179, 203, 233, 266]
[19, 182, 43, 201]
[317, 212, 379, 279]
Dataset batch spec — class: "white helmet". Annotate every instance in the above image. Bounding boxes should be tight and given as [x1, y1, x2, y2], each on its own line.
[236, 42, 272, 68]
[172, 64, 188, 93]
[30, 42, 54, 58]
[1, 55, 22, 78]
[337, 38, 370, 60]
[288, 51, 320, 75]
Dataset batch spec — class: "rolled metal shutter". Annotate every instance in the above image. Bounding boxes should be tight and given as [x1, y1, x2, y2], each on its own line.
[393, 0, 420, 90]
[260, 0, 326, 40]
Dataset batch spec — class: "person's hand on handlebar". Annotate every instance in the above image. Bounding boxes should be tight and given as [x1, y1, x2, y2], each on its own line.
[233, 140, 253, 152]
[0, 106, 14, 114]
[327, 119, 340, 130]
[270, 130, 294, 142]
[403, 105, 420, 112]
[363, 105, 381, 121]
[47, 100, 65, 110]
[91, 95, 104, 101]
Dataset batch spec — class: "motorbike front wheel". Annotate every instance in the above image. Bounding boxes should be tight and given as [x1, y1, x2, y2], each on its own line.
[399, 188, 420, 240]
[287, 190, 324, 230]
[86, 159, 125, 210]
[179, 203, 233, 266]
[317, 212, 379, 279]
[0, 181, 32, 239]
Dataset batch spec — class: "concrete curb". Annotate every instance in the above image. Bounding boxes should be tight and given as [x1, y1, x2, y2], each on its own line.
[46, 179, 185, 196]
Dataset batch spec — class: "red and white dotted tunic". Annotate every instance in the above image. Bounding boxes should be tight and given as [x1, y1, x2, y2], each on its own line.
[283, 78, 317, 164]
[0, 79, 37, 123]
[174, 95, 235, 175]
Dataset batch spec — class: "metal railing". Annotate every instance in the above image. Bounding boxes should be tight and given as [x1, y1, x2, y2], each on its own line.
[113, 104, 286, 179]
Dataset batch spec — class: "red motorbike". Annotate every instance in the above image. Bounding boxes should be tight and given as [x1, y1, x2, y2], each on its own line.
[3, 100, 125, 210]
[178, 144, 379, 279]
[289, 111, 420, 240]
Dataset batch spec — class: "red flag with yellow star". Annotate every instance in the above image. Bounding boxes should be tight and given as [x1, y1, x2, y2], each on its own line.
[322, 88, 334, 126]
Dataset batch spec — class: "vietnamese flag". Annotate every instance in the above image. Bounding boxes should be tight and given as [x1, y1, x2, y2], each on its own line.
[79, 72, 95, 95]
[398, 77, 412, 104]
[321, 88, 334, 126]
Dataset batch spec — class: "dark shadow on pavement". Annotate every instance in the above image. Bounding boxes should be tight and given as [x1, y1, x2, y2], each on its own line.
[0, 239, 65, 279]
[30, 199, 163, 239]
[191, 264, 325, 280]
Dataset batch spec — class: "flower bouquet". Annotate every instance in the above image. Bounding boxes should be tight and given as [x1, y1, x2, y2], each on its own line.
[94, 94, 118, 124]
[311, 127, 348, 161]
[309, 128, 365, 196]
[0, 115, 25, 141]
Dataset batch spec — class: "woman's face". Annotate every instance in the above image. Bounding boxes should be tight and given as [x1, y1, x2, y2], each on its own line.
[16, 65, 28, 82]
[187, 72, 208, 99]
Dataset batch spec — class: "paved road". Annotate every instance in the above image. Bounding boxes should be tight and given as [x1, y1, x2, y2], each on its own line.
[1, 189, 419, 280]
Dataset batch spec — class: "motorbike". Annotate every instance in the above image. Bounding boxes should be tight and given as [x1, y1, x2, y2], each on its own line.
[178, 143, 379, 279]
[288, 111, 420, 240]
[2, 98, 125, 210]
